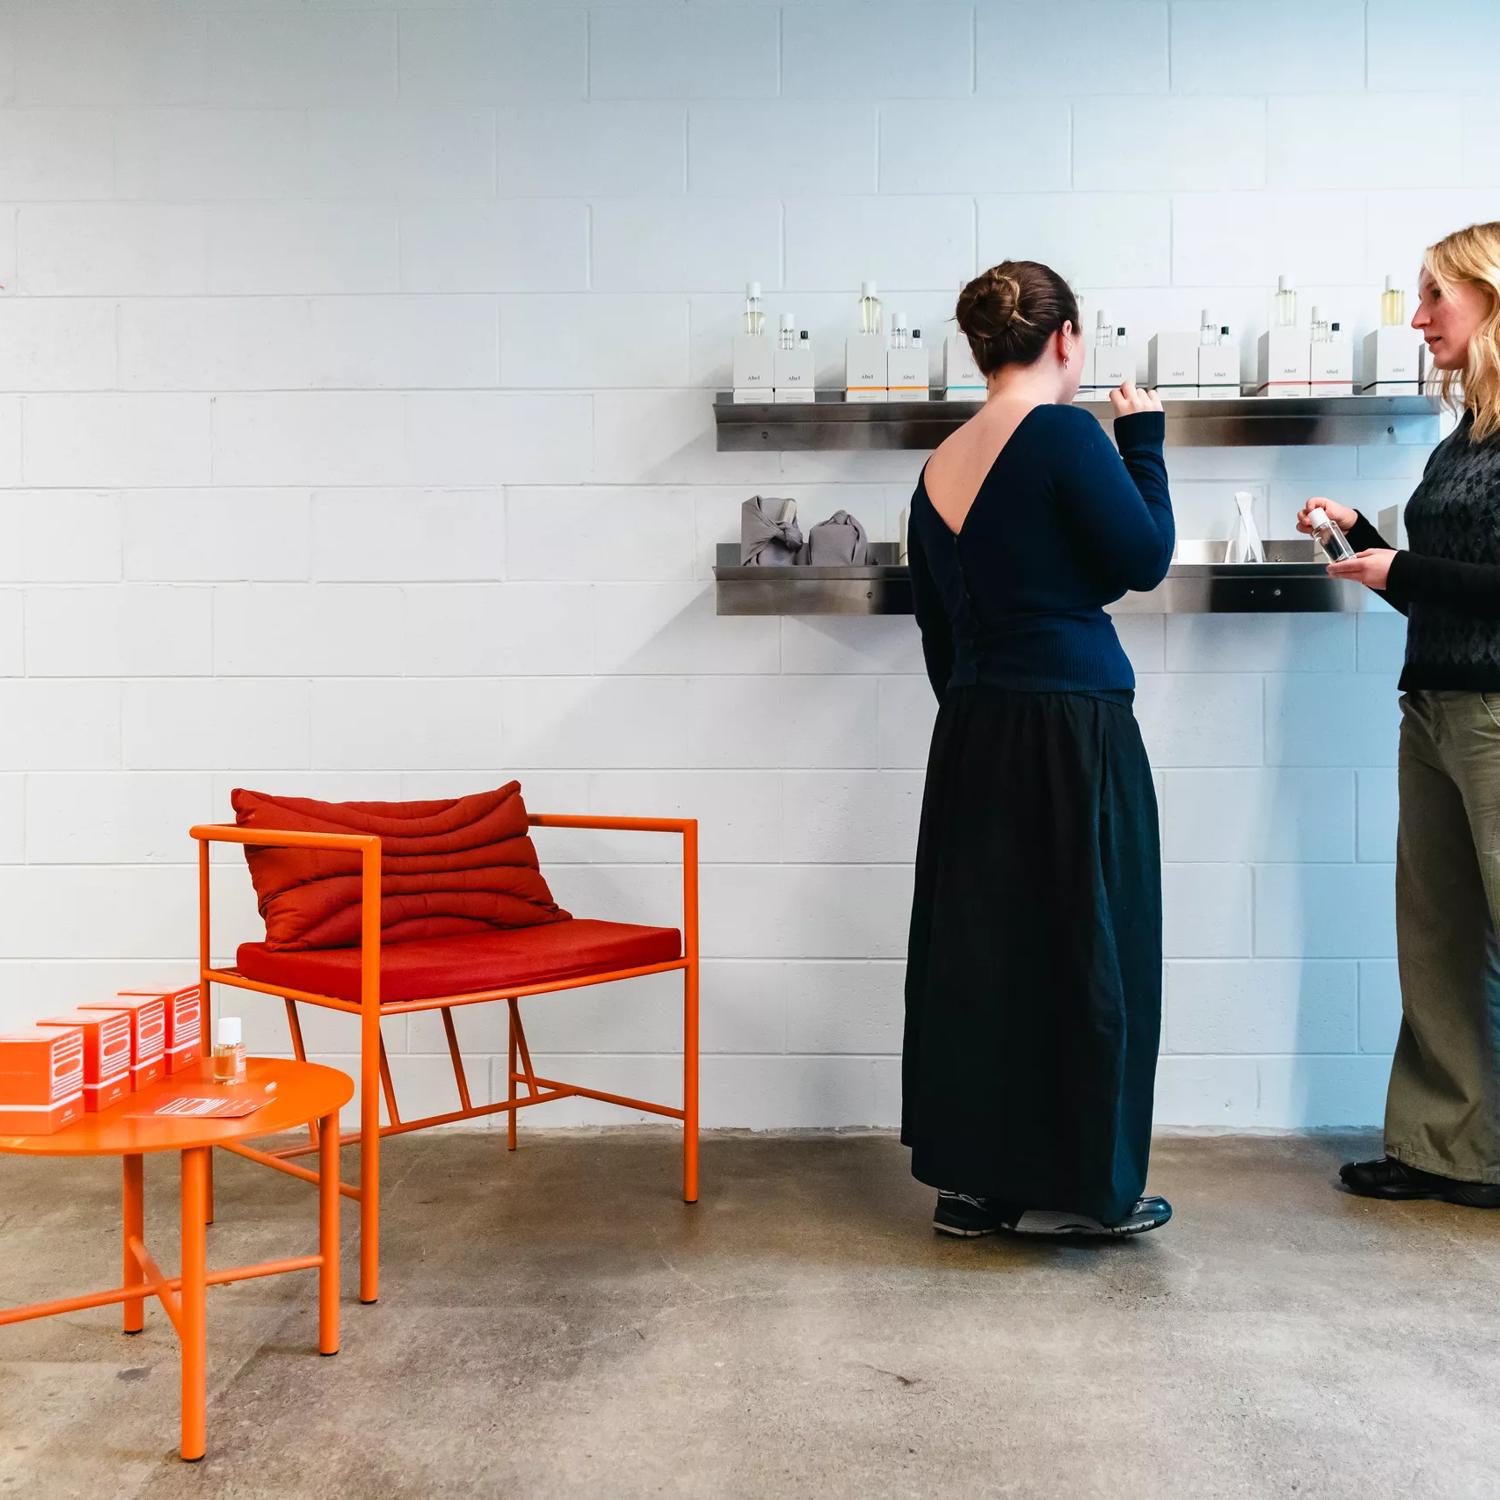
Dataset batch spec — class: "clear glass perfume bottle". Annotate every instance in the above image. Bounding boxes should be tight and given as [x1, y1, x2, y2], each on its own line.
[778, 312, 796, 352]
[1308, 506, 1355, 563]
[1274, 275, 1297, 328]
[744, 282, 765, 337]
[1115, 325, 1128, 345]
[911, 327, 923, 349]
[1095, 310, 1112, 349]
[1200, 309, 1216, 346]
[1381, 274, 1405, 327]
[858, 281, 883, 335]
[1219, 325, 1232, 346]
[1310, 306, 1329, 342]
[890, 312, 908, 351]
[212, 1015, 246, 1085]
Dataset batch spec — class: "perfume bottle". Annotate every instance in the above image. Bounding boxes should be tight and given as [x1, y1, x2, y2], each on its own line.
[1381, 274, 1405, 327]
[744, 281, 765, 336]
[858, 280, 883, 336]
[1274, 275, 1297, 328]
[778, 312, 796, 352]
[1308, 505, 1355, 563]
[1094, 309, 1112, 350]
[1310, 306, 1329, 343]
[1200, 309, 1216, 346]
[212, 1015, 246, 1085]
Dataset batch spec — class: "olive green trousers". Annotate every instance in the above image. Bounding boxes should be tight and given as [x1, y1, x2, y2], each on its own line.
[1387, 690, 1500, 1183]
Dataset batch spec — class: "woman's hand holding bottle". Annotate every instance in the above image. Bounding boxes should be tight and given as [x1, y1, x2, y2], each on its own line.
[1298, 496, 1397, 590]
[1296, 497, 1358, 536]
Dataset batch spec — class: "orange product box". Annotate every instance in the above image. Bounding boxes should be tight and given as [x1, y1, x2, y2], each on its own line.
[81, 995, 167, 1092]
[38, 1010, 134, 1111]
[119, 985, 203, 1074]
[0, 1026, 86, 1135]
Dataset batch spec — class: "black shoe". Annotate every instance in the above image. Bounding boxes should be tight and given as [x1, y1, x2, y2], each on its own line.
[933, 1191, 1003, 1237]
[1339, 1156, 1500, 1208]
[999, 1196, 1173, 1239]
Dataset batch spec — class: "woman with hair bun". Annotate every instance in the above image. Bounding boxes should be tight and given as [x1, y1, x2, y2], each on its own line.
[902, 259, 1176, 1240]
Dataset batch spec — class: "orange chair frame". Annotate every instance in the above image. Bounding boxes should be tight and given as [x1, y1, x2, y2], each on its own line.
[190, 814, 700, 1306]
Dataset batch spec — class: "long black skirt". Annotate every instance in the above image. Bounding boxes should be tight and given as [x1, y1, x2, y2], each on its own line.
[901, 685, 1162, 1224]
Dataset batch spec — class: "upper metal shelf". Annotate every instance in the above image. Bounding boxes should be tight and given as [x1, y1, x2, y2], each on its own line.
[713, 391, 1444, 452]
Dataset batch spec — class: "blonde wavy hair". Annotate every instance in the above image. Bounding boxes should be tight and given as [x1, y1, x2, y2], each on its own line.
[1423, 220, 1500, 442]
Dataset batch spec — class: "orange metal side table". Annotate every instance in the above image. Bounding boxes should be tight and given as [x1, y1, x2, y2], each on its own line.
[0, 1057, 352, 1462]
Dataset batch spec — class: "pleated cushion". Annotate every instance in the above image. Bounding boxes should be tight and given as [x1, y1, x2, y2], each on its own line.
[236, 921, 683, 1004]
[232, 783, 569, 952]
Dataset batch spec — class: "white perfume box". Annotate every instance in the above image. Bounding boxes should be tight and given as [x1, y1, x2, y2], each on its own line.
[1360, 326, 1423, 393]
[942, 333, 985, 401]
[1094, 341, 1133, 392]
[1198, 341, 1239, 398]
[1310, 335, 1354, 396]
[1256, 328, 1311, 396]
[887, 347, 930, 401]
[732, 333, 773, 401]
[1072, 344, 1097, 402]
[1148, 332, 1198, 401]
[774, 342, 815, 402]
[846, 333, 887, 403]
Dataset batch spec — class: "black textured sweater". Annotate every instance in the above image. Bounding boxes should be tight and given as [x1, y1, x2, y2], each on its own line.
[1348, 410, 1500, 690]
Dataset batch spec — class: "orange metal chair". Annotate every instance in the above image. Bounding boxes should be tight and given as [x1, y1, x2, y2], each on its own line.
[190, 815, 699, 1306]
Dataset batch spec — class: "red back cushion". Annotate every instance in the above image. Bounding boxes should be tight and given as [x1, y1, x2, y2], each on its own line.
[232, 783, 570, 952]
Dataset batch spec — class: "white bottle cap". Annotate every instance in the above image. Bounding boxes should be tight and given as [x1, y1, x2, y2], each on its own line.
[1311, 305, 1321, 322]
[1201, 307, 1212, 324]
[1278, 275, 1290, 292]
[746, 281, 761, 299]
[217, 1015, 242, 1047]
[1384, 274, 1395, 292]
[1096, 310, 1109, 329]
[1308, 506, 1329, 528]
[861, 280, 877, 297]
[780, 312, 794, 329]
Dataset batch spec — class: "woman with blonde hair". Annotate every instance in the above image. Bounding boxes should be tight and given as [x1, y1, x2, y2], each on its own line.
[1300, 220, 1500, 1207]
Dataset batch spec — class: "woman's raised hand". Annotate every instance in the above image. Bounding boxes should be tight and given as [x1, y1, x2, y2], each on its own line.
[1109, 381, 1163, 417]
[1296, 496, 1359, 535]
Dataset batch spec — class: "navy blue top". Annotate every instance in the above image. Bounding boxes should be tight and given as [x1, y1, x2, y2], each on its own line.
[907, 405, 1174, 699]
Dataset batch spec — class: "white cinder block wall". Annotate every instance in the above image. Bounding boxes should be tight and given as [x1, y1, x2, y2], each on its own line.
[2, 0, 1496, 1131]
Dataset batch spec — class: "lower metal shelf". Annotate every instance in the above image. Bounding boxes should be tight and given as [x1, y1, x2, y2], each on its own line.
[713, 541, 1373, 616]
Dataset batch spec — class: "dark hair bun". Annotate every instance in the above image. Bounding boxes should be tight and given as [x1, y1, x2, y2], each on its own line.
[955, 260, 1079, 376]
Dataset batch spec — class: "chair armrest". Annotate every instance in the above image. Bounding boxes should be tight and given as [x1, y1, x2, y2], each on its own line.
[190, 823, 381, 856]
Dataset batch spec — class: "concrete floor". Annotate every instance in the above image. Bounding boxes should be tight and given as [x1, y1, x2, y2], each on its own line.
[1, 1129, 1498, 1500]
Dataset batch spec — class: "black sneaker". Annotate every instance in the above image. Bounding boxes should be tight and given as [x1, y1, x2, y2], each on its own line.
[1000, 1196, 1173, 1239]
[1339, 1156, 1500, 1208]
[933, 1191, 1003, 1237]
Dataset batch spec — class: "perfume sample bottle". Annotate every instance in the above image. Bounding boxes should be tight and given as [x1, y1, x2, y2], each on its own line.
[744, 281, 765, 336]
[858, 280, 883, 336]
[1310, 306, 1329, 343]
[778, 312, 796, 352]
[1381, 274, 1405, 327]
[1274, 275, 1297, 328]
[890, 311, 908, 351]
[1308, 505, 1355, 563]
[1200, 309, 1216, 346]
[212, 1015, 246, 1085]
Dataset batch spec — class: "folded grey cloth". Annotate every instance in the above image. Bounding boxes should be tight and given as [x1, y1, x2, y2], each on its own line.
[740, 495, 804, 566]
[804, 509, 869, 566]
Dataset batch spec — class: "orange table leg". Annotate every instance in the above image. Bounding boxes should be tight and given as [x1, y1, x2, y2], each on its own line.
[318, 1111, 340, 1356]
[179, 1147, 209, 1462]
[122, 1155, 144, 1334]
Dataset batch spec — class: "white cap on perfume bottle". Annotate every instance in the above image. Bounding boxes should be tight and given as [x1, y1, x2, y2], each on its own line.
[1385, 274, 1396, 292]
[217, 1015, 242, 1046]
[746, 281, 761, 299]
[1278, 275, 1290, 292]
[780, 312, 794, 330]
[1201, 307, 1212, 325]
[1096, 309, 1109, 328]
[1308, 506, 1330, 528]
[1312, 305, 1321, 322]
[861, 280, 877, 297]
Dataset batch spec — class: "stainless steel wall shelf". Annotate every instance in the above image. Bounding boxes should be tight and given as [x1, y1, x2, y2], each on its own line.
[713, 541, 1372, 616]
[713, 391, 1443, 452]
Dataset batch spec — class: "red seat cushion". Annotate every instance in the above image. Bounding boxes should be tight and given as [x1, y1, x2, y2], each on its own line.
[235, 920, 683, 1004]
[232, 783, 568, 951]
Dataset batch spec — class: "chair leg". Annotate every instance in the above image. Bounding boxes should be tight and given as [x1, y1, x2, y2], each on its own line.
[359, 1018, 380, 1305]
[683, 957, 699, 1205]
[440, 1006, 472, 1113]
[204, 1150, 215, 1227]
[506, 1001, 518, 1152]
[284, 998, 320, 1152]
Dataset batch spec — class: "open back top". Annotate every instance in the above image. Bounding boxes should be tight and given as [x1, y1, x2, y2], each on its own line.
[907, 404, 1174, 699]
